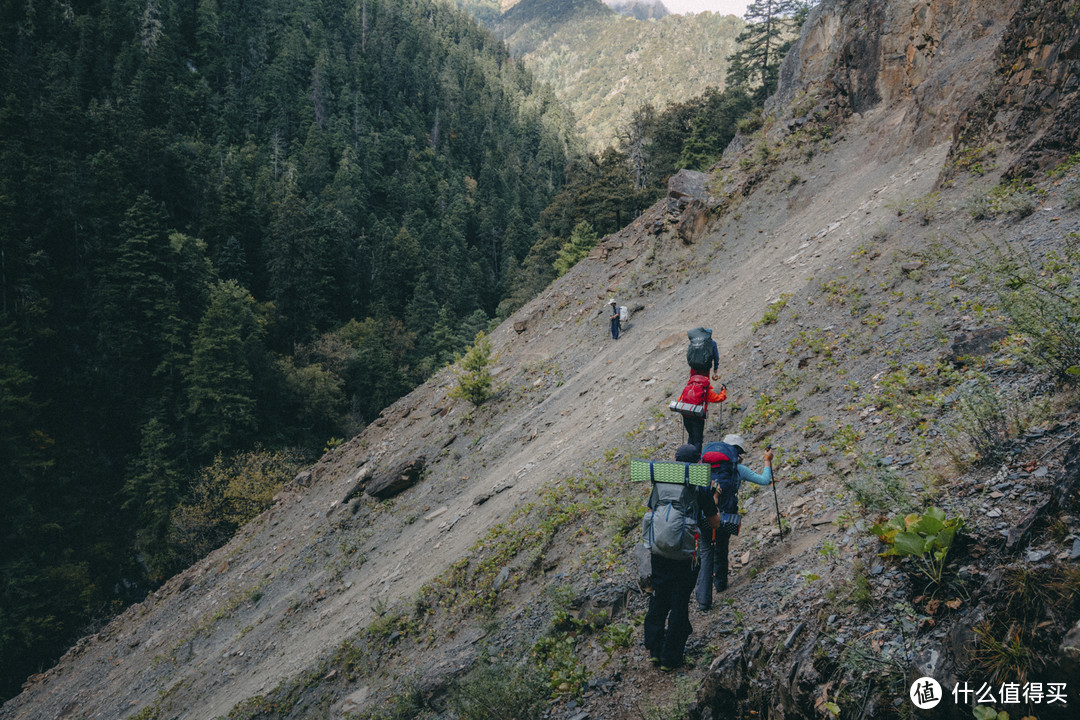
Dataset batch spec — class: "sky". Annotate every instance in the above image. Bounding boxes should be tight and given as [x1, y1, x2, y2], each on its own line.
[662, 0, 750, 16]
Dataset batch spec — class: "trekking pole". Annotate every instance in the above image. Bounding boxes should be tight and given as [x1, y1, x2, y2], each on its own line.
[766, 441, 784, 540]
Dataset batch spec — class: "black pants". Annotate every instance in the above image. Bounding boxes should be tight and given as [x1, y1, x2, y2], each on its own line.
[694, 530, 730, 609]
[643, 553, 697, 668]
[682, 415, 704, 451]
[611, 317, 620, 339]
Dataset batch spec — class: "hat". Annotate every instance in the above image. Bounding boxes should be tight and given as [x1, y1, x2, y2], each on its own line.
[674, 444, 701, 463]
[608, 298, 616, 305]
[722, 434, 746, 452]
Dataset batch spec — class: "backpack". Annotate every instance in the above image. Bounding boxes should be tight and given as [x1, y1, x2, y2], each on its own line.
[702, 441, 740, 514]
[669, 374, 710, 418]
[686, 327, 713, 372]
[642, 473, 700, 561]
[619, 305, 629, 323]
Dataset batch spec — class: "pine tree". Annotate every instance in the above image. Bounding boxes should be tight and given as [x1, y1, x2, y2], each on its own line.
[727, 1, 816, 101]
[451, 331, 494, 406]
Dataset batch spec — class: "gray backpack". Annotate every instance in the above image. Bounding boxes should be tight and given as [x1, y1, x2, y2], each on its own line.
[642, 479, 700, 562]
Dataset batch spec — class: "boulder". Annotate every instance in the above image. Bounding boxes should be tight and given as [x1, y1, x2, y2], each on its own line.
[513, 307, 545, 334]
[365, 457, 427, 499]
[667, 169, 709, 203]
[948, 326, 1008, 363]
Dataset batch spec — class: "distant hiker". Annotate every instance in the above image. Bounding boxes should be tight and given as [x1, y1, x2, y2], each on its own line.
[671, 374, 726, 451]
[695, 435, 773, 611]
[686, 327, 720, 380]
[608, 299, 620, 340]
[644, 444, 722, 671]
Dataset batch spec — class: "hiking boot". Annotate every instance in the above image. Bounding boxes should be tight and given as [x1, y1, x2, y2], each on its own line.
[649, 655, 660, 667]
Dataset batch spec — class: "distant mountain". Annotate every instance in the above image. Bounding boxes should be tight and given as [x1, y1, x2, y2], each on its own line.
[604, 0, 670, 20]
[492, 0, 743, 148]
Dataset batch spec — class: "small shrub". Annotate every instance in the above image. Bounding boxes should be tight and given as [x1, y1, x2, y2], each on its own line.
[448, 658, 548, 720]
[1065, 177, 1080, 210]
[753, 293, 792, 331]
[948, 377, 1014, 466]
[844, 466, 910, 513]
[848, 562, 873, 608]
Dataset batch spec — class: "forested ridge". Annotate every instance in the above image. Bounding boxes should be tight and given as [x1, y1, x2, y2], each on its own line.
[0, 0, 811, 701]
[0, 0, 578, 699]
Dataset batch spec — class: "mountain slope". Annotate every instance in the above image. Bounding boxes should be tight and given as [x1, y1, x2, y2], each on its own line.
[493, 0, 744, 148]
[5, 0, 1080, 718]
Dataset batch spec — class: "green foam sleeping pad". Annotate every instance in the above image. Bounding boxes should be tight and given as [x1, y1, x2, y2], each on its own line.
[630, 458, 710, 486]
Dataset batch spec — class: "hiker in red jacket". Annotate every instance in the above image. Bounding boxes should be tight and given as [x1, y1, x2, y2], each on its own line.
[682, 378, 726, 451]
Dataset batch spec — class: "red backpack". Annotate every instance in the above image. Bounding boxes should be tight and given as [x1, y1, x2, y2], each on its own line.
[669, 374, 710, 418]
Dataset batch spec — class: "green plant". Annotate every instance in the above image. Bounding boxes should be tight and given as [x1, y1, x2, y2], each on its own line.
[843, 465, 911, 514]
[972, 706, 1010, 720]
[870, 507, 964, 588]
[818, 540, 839, 561]
[601, 623, 635, 656]
[848, 563, 873, 608]
[739, 389, 799, 432]
[451, 331, 494, 406]
[532, 634, 589, 696]
[991, 234, 1080, 378]
[356, 682, 426, 720]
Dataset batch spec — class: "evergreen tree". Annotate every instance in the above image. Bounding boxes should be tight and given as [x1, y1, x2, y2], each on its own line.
[451, 331, 494, 406]
[727, 1, 816, 102]
[184, 281, 263, 458]
[553, 221, 600, 277]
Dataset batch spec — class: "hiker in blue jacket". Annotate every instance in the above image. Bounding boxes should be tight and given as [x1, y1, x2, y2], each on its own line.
[695, 434, 773, 611]
[608, 299, 620, 339]
[644, 443, 720, 671]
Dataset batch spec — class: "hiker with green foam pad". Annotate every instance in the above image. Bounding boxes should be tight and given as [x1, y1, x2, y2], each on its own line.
[640, 444, 721, 671]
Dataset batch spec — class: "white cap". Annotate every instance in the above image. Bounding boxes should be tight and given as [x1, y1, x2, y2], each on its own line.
[723, 434, 746, 451]
[608, 298, 616, 305]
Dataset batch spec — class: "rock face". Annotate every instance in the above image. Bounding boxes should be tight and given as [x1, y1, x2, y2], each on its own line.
[772, 0, 1022, 156]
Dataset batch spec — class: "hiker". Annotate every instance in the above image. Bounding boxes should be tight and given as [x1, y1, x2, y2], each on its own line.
[695, 434, 773, 611]
[644, 444, 722, 671]
[686, 327, 720, 380]
[608, 299, 620, 340]
[680, 377, 726, 451]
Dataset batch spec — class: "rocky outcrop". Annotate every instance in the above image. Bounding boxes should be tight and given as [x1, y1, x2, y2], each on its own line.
[365, 457, 426, 499]
[948, 0, 1080, 177]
